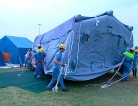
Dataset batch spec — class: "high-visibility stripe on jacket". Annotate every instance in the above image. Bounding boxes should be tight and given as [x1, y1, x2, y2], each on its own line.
[123, 52, 134, 60]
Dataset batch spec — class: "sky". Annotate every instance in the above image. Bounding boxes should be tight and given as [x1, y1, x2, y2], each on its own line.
[0, 0, 138, 46]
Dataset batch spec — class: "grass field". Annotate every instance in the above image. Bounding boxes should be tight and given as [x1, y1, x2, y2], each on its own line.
[0, 68, 138, 106]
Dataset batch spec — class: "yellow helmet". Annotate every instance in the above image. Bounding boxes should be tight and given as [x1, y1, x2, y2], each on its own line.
[130, 47, 135, 51]
[39, 48, 44, 53]
[136, 50, 138, 53]
[59, 44, 66, 50]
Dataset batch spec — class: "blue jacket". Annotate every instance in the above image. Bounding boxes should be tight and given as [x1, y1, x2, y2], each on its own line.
[53, 51, 62, 69]
[123, 52, 134, 63]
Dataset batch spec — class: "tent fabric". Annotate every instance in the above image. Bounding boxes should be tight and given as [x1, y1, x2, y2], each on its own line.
[7, 36, 33, 48]
[33, 10, 133, 81]
[0, 49, 5, 66]
[0, 36, 33, 64]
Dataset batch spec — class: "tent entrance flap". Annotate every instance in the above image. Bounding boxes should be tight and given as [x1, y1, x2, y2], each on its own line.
[3, 53, 10, 61]
[0, 49, 6, 66]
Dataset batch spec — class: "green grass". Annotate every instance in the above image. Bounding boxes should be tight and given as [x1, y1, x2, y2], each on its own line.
[0, 67, 25, 73]
[0, 68, 138, 106]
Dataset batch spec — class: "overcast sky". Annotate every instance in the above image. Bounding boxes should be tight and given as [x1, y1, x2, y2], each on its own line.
[0, 0, 138, 46]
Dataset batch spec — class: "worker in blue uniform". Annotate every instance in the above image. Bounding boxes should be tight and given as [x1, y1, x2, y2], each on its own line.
[27, 48, 33, 69]
[122, 47, 134, 81]
[40, 48, 46, 61]
[29, 49, 44, 78]
[46, 44, 68, 92]
[132, 50, 138, 78]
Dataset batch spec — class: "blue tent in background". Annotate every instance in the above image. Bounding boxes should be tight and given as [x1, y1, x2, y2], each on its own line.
[33, 11, 133, 81]
[0, 49, 5, 66]
[0, 36, 33, 64]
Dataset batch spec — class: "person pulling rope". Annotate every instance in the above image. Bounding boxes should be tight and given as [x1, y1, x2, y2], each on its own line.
[100, 33, 134, 88]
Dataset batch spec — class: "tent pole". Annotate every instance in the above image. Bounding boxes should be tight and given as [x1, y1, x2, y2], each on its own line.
[17, 48, 22, 67]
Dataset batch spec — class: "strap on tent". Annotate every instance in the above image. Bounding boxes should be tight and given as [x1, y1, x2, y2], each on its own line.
[75, 21, 82, 71]
[64, 31, 75, 77]
[63, 22, 82, 78]
[17, 48, 23, 66]
[95, 16, 100, 26]
[16, 48, 25, 76]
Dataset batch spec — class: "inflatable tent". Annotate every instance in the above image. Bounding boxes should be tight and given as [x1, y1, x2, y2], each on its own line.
[33, 11, 133, 81]
[0, 36, 33, 64]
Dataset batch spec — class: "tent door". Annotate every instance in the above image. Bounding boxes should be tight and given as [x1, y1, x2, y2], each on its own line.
[90, 33, 108, 70]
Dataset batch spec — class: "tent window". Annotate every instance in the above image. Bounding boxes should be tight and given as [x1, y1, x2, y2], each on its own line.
[83, 31, 90, 42]
[84, 34, 89, 41]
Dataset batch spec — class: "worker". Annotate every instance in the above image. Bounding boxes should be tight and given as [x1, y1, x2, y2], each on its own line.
[27, 48, 33, 69]
[23, 49, 32, 68]
[35, 44, 41, 54]
[132, 50, 138, 78]
[24, 51, 29, 67]
[39, 48, 46, 59]
[46, 44, 68, 92]
[40, 48, 46, 65]
[28, 49, 44, 78]
[39, 48, 46, 72]
[122, 47, 134, 81]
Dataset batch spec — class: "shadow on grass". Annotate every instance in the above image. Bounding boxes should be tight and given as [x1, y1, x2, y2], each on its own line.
[0, 70, 51, 93]
[0, 69, 122, 93]
[64, 72, 122, 88]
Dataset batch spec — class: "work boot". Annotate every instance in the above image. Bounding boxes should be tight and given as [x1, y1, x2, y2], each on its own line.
[62, 89, 69, 92]
[46, 86, 52, 91]
[125, 80, 129, 82]
[121, 78, 125, 82]
[37, 74, 41, 78]
[132, 71, 135, 77]
[135, 71, 137, 78]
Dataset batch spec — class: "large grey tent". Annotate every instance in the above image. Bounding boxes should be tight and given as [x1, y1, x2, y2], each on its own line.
[33, 11, 133, 81]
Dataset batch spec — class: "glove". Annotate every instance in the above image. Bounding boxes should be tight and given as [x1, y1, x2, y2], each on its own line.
[61, 64, 65, 67]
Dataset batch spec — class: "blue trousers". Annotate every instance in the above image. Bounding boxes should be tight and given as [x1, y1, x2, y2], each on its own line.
[132, 63, 137, 72]
[122, 62, 131, 81]
[24, 57, 28, 67]
[34, 63, 43, 77]
[47, 68, 65, 90]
